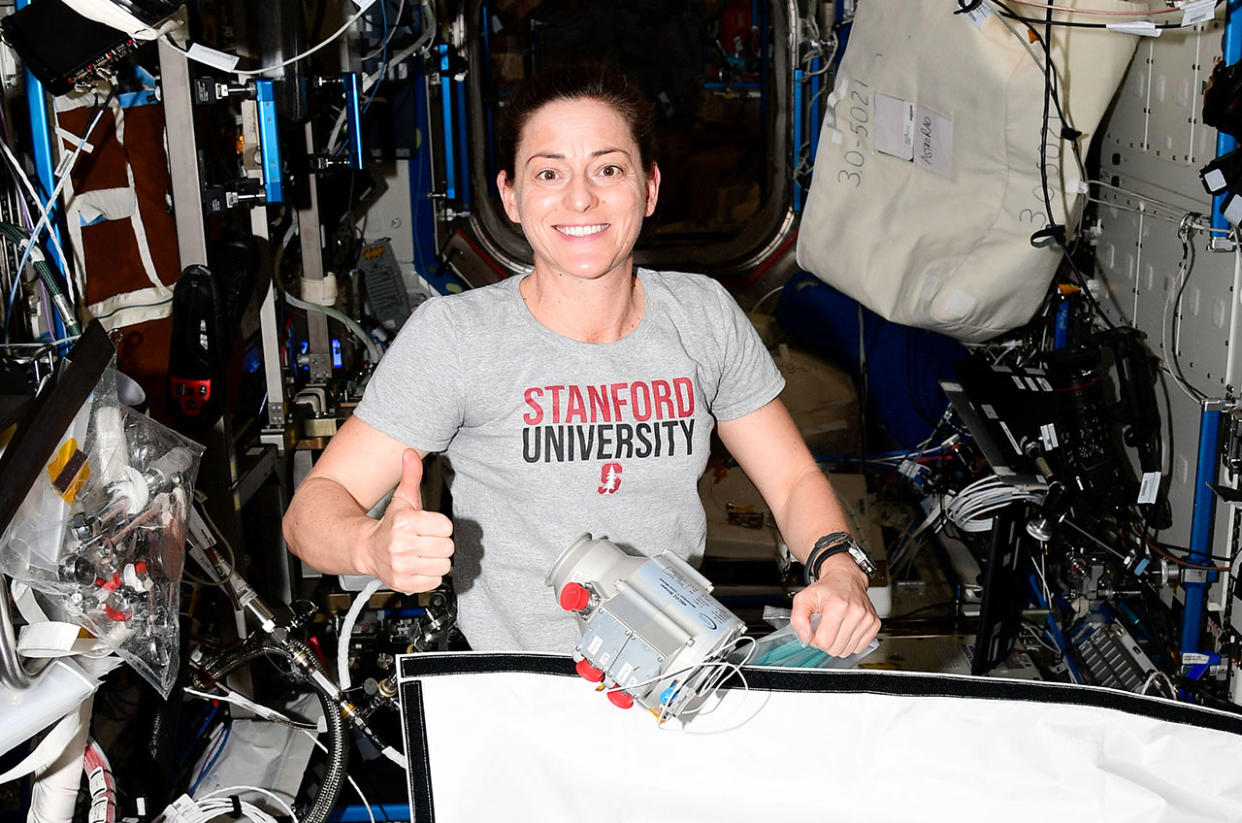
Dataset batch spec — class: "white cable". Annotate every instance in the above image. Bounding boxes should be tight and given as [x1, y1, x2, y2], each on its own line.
[327, 1, 436, 153]
[0, 141, 75, 297]
[284, 290, 384, 363]
[198, 786, 296, 820]
[298, 730, 377, 823]
[362, 0, 406, 61]
[18, 104, 107, 308]
[183, 686, 317, 729]
[271, 221, 384, 363]
[338, 577, 384, 689]
[171, 5, 370, 78]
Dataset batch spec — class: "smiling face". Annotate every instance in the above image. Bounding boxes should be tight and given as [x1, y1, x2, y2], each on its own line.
[498, 98, 660, 284]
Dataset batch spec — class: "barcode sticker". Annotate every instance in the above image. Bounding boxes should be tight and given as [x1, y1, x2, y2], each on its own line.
[1137, 471, 1162, 505]
[1040, 423, 1060, 451]
[1182, 0, 1216, 26]
[965, 4, 992, 28]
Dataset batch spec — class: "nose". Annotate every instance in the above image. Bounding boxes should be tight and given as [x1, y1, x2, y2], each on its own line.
[564, 172, 597, 212]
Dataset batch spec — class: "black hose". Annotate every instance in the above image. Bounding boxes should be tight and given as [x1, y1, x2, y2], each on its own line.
[197, 637, 348, 823]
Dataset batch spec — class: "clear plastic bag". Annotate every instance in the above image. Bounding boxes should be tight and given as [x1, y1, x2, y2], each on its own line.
[0, 356, 202, 696]
[746, 606, 879, 669]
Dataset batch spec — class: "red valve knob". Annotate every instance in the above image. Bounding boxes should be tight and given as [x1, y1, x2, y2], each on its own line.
[607, 690, 634, 709]
[575, 659, 604, 683]
[559, 582, 591, 611]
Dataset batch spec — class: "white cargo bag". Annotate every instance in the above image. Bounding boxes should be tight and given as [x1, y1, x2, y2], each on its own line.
[796, 0, 1137, 341]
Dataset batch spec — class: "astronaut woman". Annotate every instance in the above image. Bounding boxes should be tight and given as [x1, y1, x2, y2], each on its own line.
[282, 64, 880, 657]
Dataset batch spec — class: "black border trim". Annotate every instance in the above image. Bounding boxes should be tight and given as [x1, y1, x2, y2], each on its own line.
[401, 680, 435, 823]
[397, 652, 1242, 737]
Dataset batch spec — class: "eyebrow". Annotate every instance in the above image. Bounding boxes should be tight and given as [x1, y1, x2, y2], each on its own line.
[525, 147, 628, 165]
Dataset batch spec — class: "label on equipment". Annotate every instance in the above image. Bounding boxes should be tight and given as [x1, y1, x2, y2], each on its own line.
[964, 3, 992, 28]
[88, 767, 107, 796]
[634, 559, 735, 640]
[1182, 0, 1216, 26]
[1137, 471, 1162, 505]
[1040, 423, 1060, 451]
[1182, 652, 1211, 666]
[1107, 21, 1160, 36]
[186, 43, 241, 72]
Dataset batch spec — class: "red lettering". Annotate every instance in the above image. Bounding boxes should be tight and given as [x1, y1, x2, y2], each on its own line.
[565, 386, 587, 423]
[630, 381, 652, 422]
[547, 385, 565, 424]
[674, 377, 695, 417]
[587, 385, 611, 422]
[609, 382, 629, 422]
[523, 387, 544, 425]
[652, 380, 673, 420]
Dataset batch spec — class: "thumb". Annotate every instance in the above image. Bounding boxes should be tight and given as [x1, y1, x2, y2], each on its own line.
[790, 592, 817, 648]
[392, 449, 423, 510]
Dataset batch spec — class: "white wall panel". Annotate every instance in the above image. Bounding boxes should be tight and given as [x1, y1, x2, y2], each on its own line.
[1095, 21, 1233, 549]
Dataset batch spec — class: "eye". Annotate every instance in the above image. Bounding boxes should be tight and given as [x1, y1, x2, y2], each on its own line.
[535, 169, 559, 182]
[598, 164, 623, 177]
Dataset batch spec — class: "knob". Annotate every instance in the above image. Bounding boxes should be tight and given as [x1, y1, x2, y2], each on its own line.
[607, 690, 634, 709]
[575, 659, 604, 683]
[559, 582, 591, 611]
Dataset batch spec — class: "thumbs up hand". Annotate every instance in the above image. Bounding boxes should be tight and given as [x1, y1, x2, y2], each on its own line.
[360, 449, 455, 594]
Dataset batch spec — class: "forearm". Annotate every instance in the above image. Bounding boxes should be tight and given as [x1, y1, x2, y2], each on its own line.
[768, 464, 854, 564]
[282, 476, 376, 575]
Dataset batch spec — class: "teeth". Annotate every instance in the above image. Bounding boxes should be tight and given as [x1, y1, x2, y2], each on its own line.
[558, 224, 607, 237]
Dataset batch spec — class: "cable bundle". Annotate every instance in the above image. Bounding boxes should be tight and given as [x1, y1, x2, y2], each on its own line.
[942, 475, 1044, 533]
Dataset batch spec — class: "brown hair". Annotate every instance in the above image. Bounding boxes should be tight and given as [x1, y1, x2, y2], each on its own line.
[497, 63, 656, 183]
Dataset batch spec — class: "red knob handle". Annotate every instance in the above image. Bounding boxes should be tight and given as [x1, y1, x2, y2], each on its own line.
[607, 690, 634, 709]
[559, 582, 591, 611]
[575, 658, 604, 683]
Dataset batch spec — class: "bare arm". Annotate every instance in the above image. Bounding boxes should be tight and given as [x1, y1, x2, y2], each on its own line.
[282, 415, 454, 593]
[716, 399, 880, 656]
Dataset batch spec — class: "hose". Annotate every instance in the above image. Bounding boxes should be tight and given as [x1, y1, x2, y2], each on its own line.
[338, 578, 384, 690]
[196, 636, 348, 823]
[0, 221, 81, 337]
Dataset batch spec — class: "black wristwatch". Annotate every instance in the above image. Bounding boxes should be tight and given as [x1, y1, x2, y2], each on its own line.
[804, 532, 877, 585]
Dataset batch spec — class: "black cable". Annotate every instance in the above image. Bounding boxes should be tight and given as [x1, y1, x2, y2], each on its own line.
[884, 601, 960, 621]
[990, 0, 1227, 30]
[1027, 0, 1118, 331]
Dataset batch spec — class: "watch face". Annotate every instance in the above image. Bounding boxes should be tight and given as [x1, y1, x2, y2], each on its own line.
[847, 544, 877, 576]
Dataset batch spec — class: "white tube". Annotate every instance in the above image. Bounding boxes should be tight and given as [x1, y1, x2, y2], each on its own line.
[27, 696, 91, 823]
[337, 578, 384, 690]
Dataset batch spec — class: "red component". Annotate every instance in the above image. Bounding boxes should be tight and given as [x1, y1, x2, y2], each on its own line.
[575, 659, 604, 683]
[559, 582, 591, 612]
[134, 561, 148, 576]
[171, 377, 212, 416]
[606, 690, 634, 710]
[103, 604, 131, 622]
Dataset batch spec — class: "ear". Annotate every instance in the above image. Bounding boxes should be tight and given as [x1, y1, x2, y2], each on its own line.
[644, 162, 661, 217]
[498, 170, 521, 223]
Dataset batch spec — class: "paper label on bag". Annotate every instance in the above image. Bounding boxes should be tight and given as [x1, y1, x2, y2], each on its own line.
[875, 94, 915, 161]
[915, 105, 953, 178]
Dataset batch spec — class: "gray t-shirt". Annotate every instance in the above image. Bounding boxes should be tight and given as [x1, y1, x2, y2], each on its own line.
[354, 268, 785, 651]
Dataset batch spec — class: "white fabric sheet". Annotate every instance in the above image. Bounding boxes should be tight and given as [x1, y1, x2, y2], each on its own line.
[399, 653, 1242, 823]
